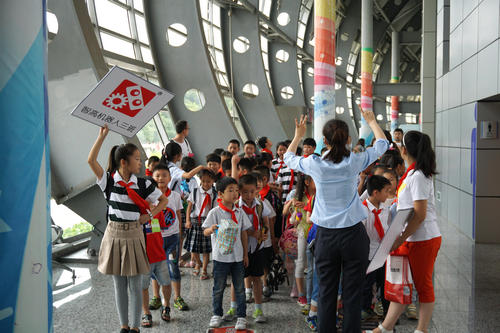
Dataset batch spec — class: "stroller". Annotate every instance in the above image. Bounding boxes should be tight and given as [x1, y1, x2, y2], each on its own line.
[266, 253, 289, 294]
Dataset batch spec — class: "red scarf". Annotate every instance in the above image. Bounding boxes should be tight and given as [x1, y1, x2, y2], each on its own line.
[116, 178, 150, 215]
[198, 191, 212, 223]
[363, 200, 384, 240]
[217, 198, 238, 224]
[289, 169, 295, 191]
[164, 188, 171, 198]
[305, 194, 315, 213]
[275, 160, 284, 179]
[397, 162, 416, 193]
[262, 148, 274, 158]
[242, 204, 259, 230]
[259, 184, 270, 200]
[145, 169, 153, 177]
[218, 167, 225, 177]
[303, 154, 310, 158]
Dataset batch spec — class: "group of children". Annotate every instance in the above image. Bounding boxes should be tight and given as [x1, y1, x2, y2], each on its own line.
[90, 120, 416, 332]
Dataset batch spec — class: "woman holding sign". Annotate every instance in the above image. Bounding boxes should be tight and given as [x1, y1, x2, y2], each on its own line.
[284, 109, 388, 333]
[368, 131, 441, 333]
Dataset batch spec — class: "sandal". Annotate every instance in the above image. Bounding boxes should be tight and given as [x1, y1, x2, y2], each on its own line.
[200, 271, 210, 280]
[192, 267, 200, 276]
[141, 314, 152, 328]
[161, 306, 171, 322]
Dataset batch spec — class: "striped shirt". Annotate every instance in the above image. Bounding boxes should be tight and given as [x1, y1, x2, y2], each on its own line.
[97, 172, 162, 222]
[270, 158, 284, 181]
[277, 163, 296, 202]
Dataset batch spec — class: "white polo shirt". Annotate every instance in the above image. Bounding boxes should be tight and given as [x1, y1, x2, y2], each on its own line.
[362, 199, 390, 260]
[397, 169, 441, 242]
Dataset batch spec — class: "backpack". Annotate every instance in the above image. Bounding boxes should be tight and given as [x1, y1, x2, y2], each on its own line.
[266, 253, 289, 294]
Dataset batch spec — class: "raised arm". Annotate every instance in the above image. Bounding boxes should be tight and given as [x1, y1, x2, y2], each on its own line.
[287, 114, 308, 155]
[87, 125, 109, 180]
[182, 165, 205, 179]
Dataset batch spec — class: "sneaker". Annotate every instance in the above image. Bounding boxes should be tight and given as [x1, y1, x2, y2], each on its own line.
[374, 301, 384, 317]
[209, 315, 223, 328]
[223, 308, 236, 322]
[246, 290, 253, 303]
[361, 309, 378, 321]
[253, 308, 266, 323]
[263, 287, 272, 298]
[305, 315, 318, 331]
[235, 317, 248, 330]
[173, 296, 189, 311]
[406, 303, 418, 320]
[301, 304, 311, 315]
[297, 296, 307, 306]
[148, 296, 162, 310]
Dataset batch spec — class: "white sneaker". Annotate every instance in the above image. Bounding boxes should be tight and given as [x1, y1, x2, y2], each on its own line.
[253, 308, 267, 323]
[235, 317, 248, 330]
[209, 315, 223, 328]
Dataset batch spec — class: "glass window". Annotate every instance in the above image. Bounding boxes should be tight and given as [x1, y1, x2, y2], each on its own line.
[136, 118, 163, 158]
[95, 0, 131, 38]
[158, 111, 176, 138]
[135, 14, 149, 44]
[133, 0, 144, 12]
[46, 11, 59, 35]
[100, 32, 136, 58]
[140, 46, 154, 64]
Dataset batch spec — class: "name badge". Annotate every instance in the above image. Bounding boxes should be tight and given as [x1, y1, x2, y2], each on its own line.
[151, 218, 161, 233]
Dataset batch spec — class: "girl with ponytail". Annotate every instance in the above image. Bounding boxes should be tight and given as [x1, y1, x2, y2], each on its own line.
[284, 108, 389, 333]
[369, 131, 441, 333]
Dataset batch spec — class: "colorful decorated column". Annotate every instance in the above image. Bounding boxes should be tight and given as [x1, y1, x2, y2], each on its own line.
[390, 30, 400, 133]
[313, 0, 336, 153]
[359, 0, 374, 144]
[0, 1, 52, 332]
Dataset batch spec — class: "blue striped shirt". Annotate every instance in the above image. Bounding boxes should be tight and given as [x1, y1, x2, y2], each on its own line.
[284, 139, 389, 229]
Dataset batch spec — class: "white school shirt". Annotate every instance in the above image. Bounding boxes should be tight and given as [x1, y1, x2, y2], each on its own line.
[262, 199, 276, 248]
[202, 206, 252, 263]
[160, 190, 183, 237]
[187, 187, 216, 218]
[397, 169, 441, 242]
[362, 199, 390, 260]
[167, 161, 185, 194]
[238, 197, 272, 253]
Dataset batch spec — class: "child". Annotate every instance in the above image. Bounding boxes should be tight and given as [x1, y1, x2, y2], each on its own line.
[88, 125, 168, 333]
[257, 136, 274, 157]
[270, 141, 288, 181]
[227, 139, 241, 155]
[236, 175, 271, 323]
[382, 169, 398, 208]
[185, 169, 217, 279]
[231, 155, 256, 181]
[221, 159, 232, 178]
[150, 164, 190, 312]
[361, 175, 392, 320]
[302, 138, 317, 157]
[203, 177, 252, 330]
[213, 148, 225, 156]
[206, 153, 223, 181]
[146, 156, 160, 177]
[283, 173, 316, 307]
[242, 140, 257, 159]
[180, 156, 199, 198]
[276, 154, 297, 203]
[380, 149, 406, 177]
[221, 150, 233, 163]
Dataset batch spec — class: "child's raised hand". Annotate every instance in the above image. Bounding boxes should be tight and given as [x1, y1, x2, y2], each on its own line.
[231, 154, 241, 164]
[99, 124, 109, 139]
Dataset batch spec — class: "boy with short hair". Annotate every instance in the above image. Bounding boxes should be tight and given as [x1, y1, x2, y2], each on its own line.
[361, 175, 392, 320]
[221, 150, 233, 163]
[146, 156, 160, 177]
[206, 153, 223, 181]
[221, 159, 232, 178]
[203, 177, 252, 330]
[242, 140, 257, 159]
[227, 139, 241, 155]
[302, 138, 317, 157]
[150, 164, 189, 313]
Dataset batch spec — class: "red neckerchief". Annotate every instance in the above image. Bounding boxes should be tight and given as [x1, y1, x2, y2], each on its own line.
[305, 194, 315, 213]
[289, 169, 295, 191]
[218, 167, 225, 177]
[198, 190, 212, 223]
[145, 169, 153, 177]
[303, 154, 310, 158]
[217, 198, 238, 223]
[262, 148, 274, 158]
[275, 159, 284, 179]
[397, 162, 416, 193]
[164, 188, 171, 198]
[116, 176, 150, 215]
[259, 184, 270, 200]
[363, 200, 384, 240]
[241, 203, 259, 230]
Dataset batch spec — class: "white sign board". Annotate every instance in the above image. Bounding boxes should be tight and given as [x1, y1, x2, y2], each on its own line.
[71, 66, 174, 137]
[366, 208, 413, 274]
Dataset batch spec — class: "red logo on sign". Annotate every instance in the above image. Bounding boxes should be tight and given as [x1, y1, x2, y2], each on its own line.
[103, 79, 156, 117]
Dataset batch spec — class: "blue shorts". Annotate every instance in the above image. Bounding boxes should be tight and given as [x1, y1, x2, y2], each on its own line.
[163, 233, 181, 282]
[142, 260, 171, 289]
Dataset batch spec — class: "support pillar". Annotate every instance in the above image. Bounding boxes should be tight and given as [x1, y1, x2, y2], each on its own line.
[359, 0, 374, 143]
[391, 31, 400, 133]
[313, 0, 336, 153]
[0, 1, 52, 332]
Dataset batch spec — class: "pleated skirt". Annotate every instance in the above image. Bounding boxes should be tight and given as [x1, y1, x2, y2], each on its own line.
[98, 221, 150, 276]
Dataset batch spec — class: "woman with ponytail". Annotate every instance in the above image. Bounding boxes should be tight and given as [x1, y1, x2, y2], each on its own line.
[284, 109, 389, 333]
[368, 131, 441, 333]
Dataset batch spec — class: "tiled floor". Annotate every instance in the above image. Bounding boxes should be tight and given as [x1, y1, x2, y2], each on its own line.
[52, 218, 500, 333]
